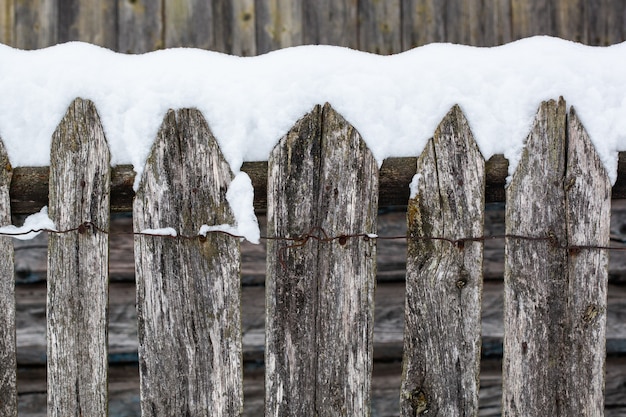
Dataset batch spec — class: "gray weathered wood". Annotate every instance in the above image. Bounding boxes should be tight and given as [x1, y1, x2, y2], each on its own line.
[163, 0, 214, 48]
[588, 0, 626, 45]
[401, 105, 484, 416]
[503, 98, 611, 415]
[359, 0, 401, 54]
[555, 0, 588, 43]
[255, 0, 303, 54]
[56, 0, 117, 49]
[117, 0, 164, 53]
[266, 103, 378, 416]
[6, 0, 626, 52]
[0, 136, 16, 417]
[47, 98, 110, 417]
[302, 0, 357, 48]
[219, 0, 256, 56]
[510, 0, 556, 39]
[503, 98, 567, 415]
[14, 0, 57, 49]
[561, 106, 611, 415]
[401, 0, 445, 48]
[0, 0, 15, 46]
[134, 108, 242, 416]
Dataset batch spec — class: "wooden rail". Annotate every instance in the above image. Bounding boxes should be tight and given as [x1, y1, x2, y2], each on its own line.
[8, 152, 626, 214]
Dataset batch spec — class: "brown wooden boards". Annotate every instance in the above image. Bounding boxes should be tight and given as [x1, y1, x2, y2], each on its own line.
[133, 108, 242, 416]
[401, 105, 485, 416]
[265, 103, 378, 416]
[47, 98, 110, 416]
[503, 98, 611, 415]
[0, 135, 16, 417]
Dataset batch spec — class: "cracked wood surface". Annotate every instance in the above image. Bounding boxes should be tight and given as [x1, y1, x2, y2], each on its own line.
[265, 103, 378, 416]
[503, 99, 611, 416]
[401, 105, 485, 417]
[0, 135, 16, 416]
[47, 98, 110, 417]
[133, 108, 242, 416]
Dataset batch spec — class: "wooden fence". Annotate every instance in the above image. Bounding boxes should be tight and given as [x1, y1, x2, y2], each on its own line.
[0, 96, 620, 416]
[2, 0, 626, 54]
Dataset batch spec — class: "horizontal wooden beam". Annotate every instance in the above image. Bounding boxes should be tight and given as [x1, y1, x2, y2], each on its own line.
[8, 153, 626, 214]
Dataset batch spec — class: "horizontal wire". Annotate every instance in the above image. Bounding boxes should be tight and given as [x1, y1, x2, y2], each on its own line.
[2, 221, 626, 252]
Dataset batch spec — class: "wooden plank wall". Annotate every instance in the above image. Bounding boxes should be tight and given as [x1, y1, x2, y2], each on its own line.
[1, 0, 625, 53]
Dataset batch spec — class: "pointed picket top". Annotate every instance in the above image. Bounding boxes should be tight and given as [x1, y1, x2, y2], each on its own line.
[503, 98, 610, 415]
[562, 106, 610, 415]
[266, 103, 378, 417]
[134, 108, 242, 416]
[0, 135, 16, 417]
[401, 104, 484, 416]
[47, 97, 110, 417]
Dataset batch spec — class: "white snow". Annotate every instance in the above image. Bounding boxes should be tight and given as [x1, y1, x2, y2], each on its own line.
[1, 36, 626, 241]
[409, 174, 423, 199]
[225, 172, 260, 243]
[140, 227, 178, 237]
[0, 206, 55, 240]
[198, 224, 241, 238]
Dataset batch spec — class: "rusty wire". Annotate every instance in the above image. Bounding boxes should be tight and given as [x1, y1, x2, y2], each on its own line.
[3, 221, 626, 254]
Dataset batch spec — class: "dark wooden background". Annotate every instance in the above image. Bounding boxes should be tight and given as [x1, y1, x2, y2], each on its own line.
[2, 0, 626, 54]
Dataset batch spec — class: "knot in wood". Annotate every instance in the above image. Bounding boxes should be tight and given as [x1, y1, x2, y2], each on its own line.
[407, 387, 429, 415]
[582, 304, 601, 324]
[338, 235, 348, 246]
[547, 230, 559, 248]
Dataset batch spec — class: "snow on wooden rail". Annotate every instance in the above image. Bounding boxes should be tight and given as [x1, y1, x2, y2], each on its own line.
[0, 97, 614, 416]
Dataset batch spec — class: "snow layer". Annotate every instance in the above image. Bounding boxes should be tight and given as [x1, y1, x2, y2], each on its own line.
[1, 37, 625, 240]
[0, 206, 55, 240]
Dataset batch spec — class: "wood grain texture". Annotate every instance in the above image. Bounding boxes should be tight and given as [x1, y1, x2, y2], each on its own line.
[57, 0, 117, 48]
[47, 98, 110, 417]
[302, 0, 357, 48]
[359, 0, 401, 54]
[266, 103, 378, 416]
[0, 136, 16, 417]
[555, 0, 587, 43]
[401, 0, 446, 48]
[0, 0, 15, 45]
[401, 105, 484, 416]
[588, 0, 626, 45]
[255, 0, 303, 54]
[117, 0, 164, 53]
[502, 98, 610, 416]
[14, 0, 57, 49]
[134, 108, 242, 416]
[163, 0, 214, 48]
[561, 106, 611, 415]
[4, 154, 518, 214]
[228, 0, 256, 56]
[503, 98, 567, 416]
[510, 0, 556, 39]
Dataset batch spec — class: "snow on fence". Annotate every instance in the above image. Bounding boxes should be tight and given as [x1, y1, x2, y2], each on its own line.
[0, 96, 613, 416]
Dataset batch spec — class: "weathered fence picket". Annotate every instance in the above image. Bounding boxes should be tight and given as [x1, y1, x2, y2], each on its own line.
[0, 136, 16, 417]
[401, 105, 485, 416]
[3, 97, 621, 415]
[133, 109, 243, 416]
[47, 98, 110, 416]
[503, 98, 611, 415]
[265, 103, 378, 416]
